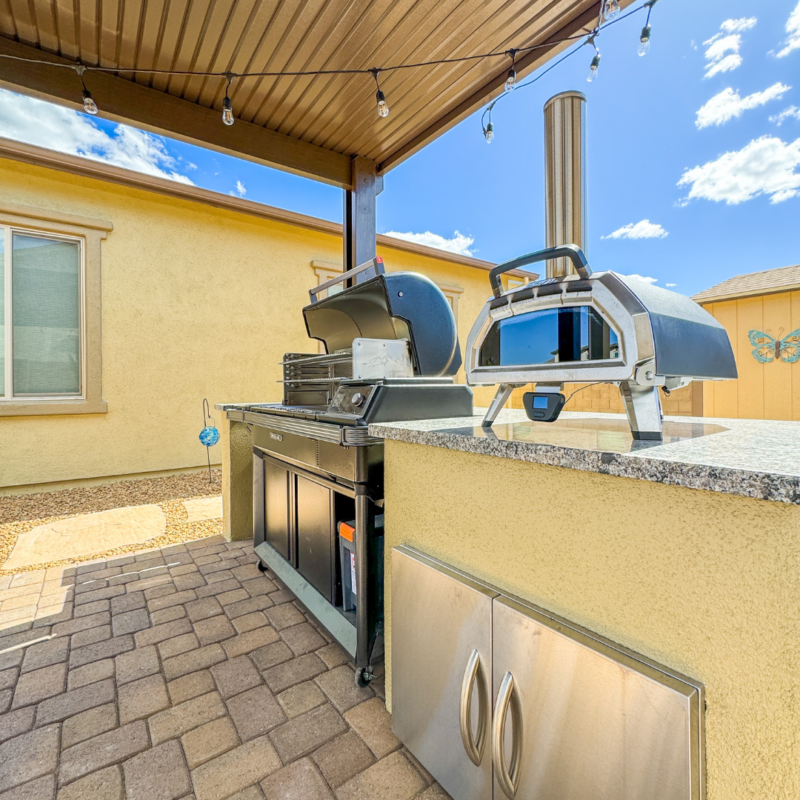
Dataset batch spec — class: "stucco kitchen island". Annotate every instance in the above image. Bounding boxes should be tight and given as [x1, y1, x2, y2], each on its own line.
[370, 410, 800, 800]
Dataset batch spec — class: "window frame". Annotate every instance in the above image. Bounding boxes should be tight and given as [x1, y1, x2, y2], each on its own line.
[0, 202, 111, 417]
[3, 227, 86, 400]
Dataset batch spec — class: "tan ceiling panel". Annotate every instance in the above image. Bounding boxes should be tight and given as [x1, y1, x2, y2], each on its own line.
[0, 0, 631, 184]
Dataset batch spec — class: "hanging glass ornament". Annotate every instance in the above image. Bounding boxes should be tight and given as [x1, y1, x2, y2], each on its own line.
[199, 399, 219, 481]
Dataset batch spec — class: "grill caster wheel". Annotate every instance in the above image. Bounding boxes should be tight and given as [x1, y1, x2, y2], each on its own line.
[257, 560, 269, 573]
[355, 667, 373, 688]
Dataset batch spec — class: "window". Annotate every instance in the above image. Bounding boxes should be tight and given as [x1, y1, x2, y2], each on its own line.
[0, 204, 111, 416]
[2, 230, 82, 398]
[479, 306, 620, 367]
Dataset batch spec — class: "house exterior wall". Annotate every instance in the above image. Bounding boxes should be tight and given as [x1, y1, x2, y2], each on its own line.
[700, 292, 800, 421]
[0, 156, 497, 492]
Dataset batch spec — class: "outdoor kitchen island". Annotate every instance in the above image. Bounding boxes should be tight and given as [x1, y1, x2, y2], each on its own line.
[372, 409, 800, 800]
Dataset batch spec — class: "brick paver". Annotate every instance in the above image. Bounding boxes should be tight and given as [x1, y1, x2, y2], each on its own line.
[0, 535, 450, 799]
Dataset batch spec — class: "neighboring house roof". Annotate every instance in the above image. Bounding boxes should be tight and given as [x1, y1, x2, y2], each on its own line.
[0, 136, 533, 278]
[693, 264, 800, 304]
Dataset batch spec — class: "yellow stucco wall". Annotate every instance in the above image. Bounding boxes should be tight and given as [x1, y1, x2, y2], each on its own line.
[701, 292, 800, 421]
[0, 156, 496, 491]
[382, 441, 800, 800]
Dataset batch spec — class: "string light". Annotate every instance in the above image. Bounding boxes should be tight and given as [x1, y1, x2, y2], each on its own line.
[639, 0, 659, 56]
[222, 74, 234, 126]
[504, 50, 517, 92]
[372, 69, 390, 118]
[603, 0, 621, 21]
[586, 34, 601, 82]
[75, 67, 97, 115]
[0, 1, 656, 133]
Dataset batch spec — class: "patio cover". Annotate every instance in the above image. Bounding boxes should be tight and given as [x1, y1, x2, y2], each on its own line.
[0, 0, 632, 188]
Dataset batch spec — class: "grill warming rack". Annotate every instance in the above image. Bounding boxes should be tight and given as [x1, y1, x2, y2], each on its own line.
[281, 351, 353, 406]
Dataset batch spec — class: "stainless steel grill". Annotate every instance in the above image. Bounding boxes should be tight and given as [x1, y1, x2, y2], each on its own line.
[242, 257, 473, 686]
[466, 245, 738, 440]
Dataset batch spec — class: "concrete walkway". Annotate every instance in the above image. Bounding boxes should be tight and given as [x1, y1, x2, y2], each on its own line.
[0, 536, 449, 800]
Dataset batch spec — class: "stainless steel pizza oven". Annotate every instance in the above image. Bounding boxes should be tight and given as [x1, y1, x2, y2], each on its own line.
[466, 245, 738, 440]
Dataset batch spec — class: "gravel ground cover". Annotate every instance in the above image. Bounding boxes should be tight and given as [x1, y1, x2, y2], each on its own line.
[0, 471, 222, 576]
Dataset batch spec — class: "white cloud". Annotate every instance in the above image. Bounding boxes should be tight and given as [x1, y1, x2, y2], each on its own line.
[602, 220, 669, 240]
[0, 89, 193, 184]
[703, 19, 756, 78]
[620, 274, 659, 284]
[777, 1, 800, 58]
[678, 135, 800, 205]
[383, 230, 475, 256]
[770, 106, 800, 125]
[720, 18, 757, 35]
[696, 83, 791, 128]
[229, 180, 246, 197]
[704, 37, 743, 78]
[666, 283, 678, 287]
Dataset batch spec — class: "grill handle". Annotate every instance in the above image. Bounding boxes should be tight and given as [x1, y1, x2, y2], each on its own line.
[309, 257, 385, 302]
[489, 245, 591, 298]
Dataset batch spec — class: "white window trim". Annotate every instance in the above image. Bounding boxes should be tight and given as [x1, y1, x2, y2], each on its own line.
[437, 283, 464, 326]
[2, 226, 86, 402]
[0, 202, 111, 417]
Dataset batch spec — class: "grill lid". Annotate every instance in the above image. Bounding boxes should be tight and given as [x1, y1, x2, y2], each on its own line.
[303, 272, 461, 377]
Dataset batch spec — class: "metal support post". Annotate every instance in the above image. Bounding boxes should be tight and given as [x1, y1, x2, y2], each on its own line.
[343, 157, 379, 287]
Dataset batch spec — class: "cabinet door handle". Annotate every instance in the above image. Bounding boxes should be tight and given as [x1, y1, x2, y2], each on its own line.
[492, 671, 523, 798]
[459, 649, 487, 766]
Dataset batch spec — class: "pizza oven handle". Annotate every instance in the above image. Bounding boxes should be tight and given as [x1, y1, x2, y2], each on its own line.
[488, 245, 591, 298]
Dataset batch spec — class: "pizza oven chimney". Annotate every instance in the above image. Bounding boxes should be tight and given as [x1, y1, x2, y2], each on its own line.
[544, 91, 587, 279]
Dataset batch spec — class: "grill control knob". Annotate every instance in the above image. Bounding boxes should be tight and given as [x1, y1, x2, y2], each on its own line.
[351, 392, 365, 407]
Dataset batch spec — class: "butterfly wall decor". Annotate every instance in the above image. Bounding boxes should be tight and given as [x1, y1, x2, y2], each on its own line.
[748, 328, 800, 364]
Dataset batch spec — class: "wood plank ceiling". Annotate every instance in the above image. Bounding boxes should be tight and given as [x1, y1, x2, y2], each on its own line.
[0, 0, 627, 184]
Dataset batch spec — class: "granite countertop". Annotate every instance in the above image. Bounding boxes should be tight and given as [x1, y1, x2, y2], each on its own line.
[369, 410, 800, 505]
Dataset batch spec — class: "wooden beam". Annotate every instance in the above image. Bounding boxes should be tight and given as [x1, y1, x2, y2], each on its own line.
[377, 1, 610, 173]
[0, 37, 352, 188]
[343, 156, 378, 284]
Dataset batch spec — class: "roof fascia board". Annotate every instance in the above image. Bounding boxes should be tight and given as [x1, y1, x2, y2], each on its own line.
[694, 283, 800, 305]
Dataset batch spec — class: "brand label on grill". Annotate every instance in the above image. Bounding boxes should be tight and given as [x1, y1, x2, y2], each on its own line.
[269, 432, 283, 441]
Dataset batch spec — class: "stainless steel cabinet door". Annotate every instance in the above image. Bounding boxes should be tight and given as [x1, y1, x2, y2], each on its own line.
[264, 460, 291, 561]
[392, 547, 497, 800]
[491, 597, 703, 800]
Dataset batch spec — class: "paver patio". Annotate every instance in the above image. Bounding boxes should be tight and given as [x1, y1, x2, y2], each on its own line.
[0, 535, 450, 800]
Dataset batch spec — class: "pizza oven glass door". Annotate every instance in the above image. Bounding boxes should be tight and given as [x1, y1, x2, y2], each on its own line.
[479, 306, 620, 368]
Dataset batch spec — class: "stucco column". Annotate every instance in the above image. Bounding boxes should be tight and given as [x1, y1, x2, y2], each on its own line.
[220, 417, 253, 541]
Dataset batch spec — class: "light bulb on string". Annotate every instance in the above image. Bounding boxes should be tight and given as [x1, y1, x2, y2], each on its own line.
[484, 121, 494, 143]
[602, 0, 620, 20]
[586, 34, 601, 82]
[504, 49, 517, 92]
[222, 74, 235, 126]
[371, 69, 390, 118]
[75, 67, 98, 115]
[376, 90, 390, 117]
[638, 25, 651, 56]
[82, 88, 98, 115]
[638, 1, 658, 56]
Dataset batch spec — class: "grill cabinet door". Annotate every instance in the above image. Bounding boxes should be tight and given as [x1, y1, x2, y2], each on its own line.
[295, 476, 334, 603]
[491, 596, 702, 800]
[391, 547, 497, 800]
[264, 460, 291, 561]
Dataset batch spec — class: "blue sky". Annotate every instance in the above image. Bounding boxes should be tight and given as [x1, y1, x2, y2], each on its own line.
[1, 0, 799, 297]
